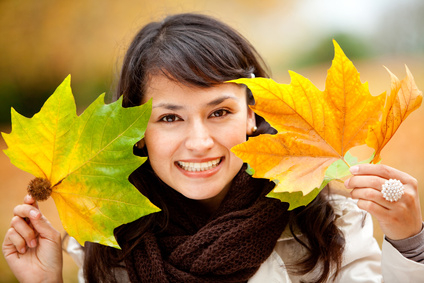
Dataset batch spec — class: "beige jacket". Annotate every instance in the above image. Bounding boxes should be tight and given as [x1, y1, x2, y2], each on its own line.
[249, 194, 424, 282]
[68, 195, 424, 282]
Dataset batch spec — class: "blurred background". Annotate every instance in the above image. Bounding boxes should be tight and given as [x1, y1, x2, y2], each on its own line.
[1, 0, 423, 281]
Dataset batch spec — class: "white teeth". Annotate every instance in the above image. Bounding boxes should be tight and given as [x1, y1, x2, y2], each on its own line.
[177, 158, 221, 172]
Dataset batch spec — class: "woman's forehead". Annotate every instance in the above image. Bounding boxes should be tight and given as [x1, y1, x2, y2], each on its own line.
[144, 74, 246, 104]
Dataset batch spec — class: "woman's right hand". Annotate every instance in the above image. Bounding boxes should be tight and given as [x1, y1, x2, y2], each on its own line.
[2, 195, 63, 283]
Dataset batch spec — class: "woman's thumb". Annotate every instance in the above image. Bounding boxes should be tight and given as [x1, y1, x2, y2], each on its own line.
[29, 210, 60, 241]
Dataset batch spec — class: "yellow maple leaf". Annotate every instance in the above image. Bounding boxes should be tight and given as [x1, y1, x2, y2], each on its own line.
[367, 66, 423, 163]
[231, 40, 388, 195]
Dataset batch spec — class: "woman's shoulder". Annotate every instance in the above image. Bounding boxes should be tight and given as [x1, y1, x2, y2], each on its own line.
[326, 183, 365, 223]
[277, 183, 366, 242]
[268, 185, 383, 282]
[66, 236, 85, 282]
[66, 237, 131, 283]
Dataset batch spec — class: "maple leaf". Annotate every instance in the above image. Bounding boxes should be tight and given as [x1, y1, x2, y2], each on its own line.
[231, 40, 386, 200]
[366, 66, 423, 163]
[230, 41, 422, 209]
[2, 75, 159, 248]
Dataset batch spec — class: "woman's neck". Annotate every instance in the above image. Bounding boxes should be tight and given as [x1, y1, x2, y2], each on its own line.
[197, 183, 232, 214]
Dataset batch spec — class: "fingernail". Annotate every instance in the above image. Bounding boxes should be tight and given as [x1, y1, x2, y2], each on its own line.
[349, 166, 359, 174]
[30, 239, 37, 248]
[20, 247, 26, 254]
[29, 210, 39, 219]
[344, 179, 350, 188]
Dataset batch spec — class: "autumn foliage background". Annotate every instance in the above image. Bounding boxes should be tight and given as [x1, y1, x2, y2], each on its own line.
[1, 0, 424, 282]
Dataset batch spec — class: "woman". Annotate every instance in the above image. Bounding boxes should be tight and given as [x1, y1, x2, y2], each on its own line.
[3, 13, 424, 282]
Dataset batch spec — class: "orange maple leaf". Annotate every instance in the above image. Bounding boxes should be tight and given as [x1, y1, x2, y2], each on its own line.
[231, 40, 389, 195]
[367, 66, 423, 163]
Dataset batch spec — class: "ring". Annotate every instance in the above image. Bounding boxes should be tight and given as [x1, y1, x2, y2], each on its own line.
[381, 179, 404, 202]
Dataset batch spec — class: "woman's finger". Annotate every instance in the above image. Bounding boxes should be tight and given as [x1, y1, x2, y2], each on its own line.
[10, 216, 38, 248]
[349, 164, 417, 186]
[350, 187, 392, 209]
[345, 175, 386, 191]
[4, 227, 27, 255]
[12, 204, 58, 242]
[23, 194, 39, 210]
[29, 212, 60, 242]
[13, 204, 41, 220]
[355, 198, 389, 217]
[346, 163, 418, 207]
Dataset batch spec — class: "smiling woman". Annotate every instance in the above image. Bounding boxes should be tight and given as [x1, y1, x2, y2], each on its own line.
[3, 12, 424, 283]
[143, 75, 255, 208]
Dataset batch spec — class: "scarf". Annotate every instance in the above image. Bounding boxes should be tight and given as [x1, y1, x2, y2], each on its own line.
[123, 165, 290, 283]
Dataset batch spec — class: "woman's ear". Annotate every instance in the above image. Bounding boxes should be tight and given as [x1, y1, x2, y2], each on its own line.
[246, 108, 257, 135]
[135, 138, 145, 149]
[134, 138, 148, 157]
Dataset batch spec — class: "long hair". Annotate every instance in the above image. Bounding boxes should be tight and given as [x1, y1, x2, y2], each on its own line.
[83, 13, 344, 283]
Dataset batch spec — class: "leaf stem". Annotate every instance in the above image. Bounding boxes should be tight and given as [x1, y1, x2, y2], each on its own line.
[342, 157, 351, 168]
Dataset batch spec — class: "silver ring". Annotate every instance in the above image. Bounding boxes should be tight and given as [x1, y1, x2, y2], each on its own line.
[381, 179, 404, 202]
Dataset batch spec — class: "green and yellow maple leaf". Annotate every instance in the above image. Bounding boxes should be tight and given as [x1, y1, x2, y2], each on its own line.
[230, 40, 422, 209]
[2, 75, 159, 248]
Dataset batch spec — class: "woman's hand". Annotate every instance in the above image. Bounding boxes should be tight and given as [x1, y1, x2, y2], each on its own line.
[2, 195, 63, 283]
[345, 164, 423, 240]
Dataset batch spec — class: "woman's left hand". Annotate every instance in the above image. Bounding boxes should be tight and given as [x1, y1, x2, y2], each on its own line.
[345, 164, 423, 240]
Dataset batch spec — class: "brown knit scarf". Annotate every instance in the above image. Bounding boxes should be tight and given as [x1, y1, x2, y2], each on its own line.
[123, 165, 290, 283]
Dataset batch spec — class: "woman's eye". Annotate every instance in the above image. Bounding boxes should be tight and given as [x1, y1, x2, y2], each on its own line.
[210, 109, 229, 118]
[160, 115, 181, 122]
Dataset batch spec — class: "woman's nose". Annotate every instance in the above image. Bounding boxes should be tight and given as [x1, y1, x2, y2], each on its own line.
[185, 121, 214, 151]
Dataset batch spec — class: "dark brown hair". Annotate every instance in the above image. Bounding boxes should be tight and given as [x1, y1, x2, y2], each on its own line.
[83, 13, 344, 283]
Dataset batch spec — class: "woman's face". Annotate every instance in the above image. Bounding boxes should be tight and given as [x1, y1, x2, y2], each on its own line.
[142, 75, 256, 209]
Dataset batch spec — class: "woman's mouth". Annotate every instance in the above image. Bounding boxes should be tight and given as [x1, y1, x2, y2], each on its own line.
[177, 158, 222, 172]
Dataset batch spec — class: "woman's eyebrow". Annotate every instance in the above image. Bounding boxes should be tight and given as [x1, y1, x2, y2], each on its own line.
[152, 96, 237, 110]
[206, 96, 237, 107]
[152, 103, 184, 110]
